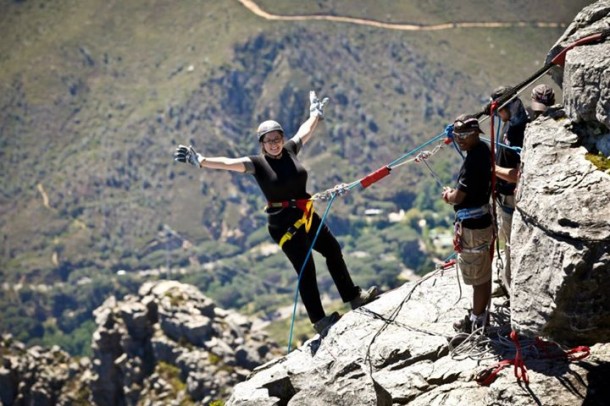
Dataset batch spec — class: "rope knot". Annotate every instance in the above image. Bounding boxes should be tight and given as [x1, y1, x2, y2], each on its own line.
[415, 150, 432, 163]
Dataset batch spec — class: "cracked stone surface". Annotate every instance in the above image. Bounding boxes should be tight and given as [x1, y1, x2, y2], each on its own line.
[511, 115, 610, 345]
[227, 271, 610, 405]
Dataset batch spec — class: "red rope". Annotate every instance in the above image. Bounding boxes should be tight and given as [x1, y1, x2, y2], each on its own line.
[534, 337, 591, 361]
[510, 330, 529, 384]
[488, 102, 499, 261]
[476, 331, 591, 386]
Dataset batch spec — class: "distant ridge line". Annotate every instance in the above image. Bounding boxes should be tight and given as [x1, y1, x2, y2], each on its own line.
[237, 0, 567, 31]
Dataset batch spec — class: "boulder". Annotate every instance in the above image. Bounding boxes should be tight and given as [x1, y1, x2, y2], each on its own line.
[228, 273, 610, 405]
[89, 280, 280, 404]
[546, 0, 610, 87]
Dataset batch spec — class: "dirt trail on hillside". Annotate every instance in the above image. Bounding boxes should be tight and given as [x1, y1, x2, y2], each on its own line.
[238, 0, 565, 31]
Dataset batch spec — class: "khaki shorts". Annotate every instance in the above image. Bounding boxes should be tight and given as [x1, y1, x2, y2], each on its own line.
[458, 225, 493, 286]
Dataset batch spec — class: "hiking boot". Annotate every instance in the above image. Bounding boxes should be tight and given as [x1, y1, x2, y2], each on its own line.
[491, 285, 509, 298]
[453, 311, 489, 334]
[313, 311, 341, 334]
[350, 286, 379, 310]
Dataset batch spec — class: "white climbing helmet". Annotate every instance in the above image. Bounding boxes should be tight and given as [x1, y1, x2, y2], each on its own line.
[256, 120, 284, 141]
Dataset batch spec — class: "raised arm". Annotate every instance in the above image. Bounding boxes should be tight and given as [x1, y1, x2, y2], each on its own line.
[174, 144, 250, 173]
[291, 91, 329, 146]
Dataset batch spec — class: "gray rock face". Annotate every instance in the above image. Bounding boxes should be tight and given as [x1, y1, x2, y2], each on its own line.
[563, 43, 610, 129]
[546, 0, 610, 86]
[509, 0, 610, 346]
[228, 274, 610, 405]
[511, 117, 610, 345]
[0, 335, 90, 405]
[89, 280, 280, 405]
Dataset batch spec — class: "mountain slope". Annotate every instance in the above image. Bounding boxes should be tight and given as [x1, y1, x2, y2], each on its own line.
[0, 0, 591, 352]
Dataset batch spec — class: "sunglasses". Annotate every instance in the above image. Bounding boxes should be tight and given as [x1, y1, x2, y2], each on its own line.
[262, 137, 284, 145]
[454, 132, 476, 140]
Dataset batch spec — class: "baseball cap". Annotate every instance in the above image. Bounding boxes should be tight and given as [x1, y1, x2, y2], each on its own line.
[453, 114, 484, 135]
[531, 84, 555, 112]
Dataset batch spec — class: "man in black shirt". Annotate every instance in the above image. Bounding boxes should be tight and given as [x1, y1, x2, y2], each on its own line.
[442, 114, 493, 333]
[490, 86, 529, 300]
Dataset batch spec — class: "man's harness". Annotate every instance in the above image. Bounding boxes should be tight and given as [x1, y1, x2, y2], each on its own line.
[453, 204, 491, 253]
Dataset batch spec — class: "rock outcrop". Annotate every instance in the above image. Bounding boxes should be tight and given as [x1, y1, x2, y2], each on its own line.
[227, 273, 610, 405]
[511, 116, 610, 345]
[0, 335, 90, 405]
[88, 280, 280, 405]
[547, 0, 610, 91]
[0, 281, 280, 406]
[510, 1, 610, 345]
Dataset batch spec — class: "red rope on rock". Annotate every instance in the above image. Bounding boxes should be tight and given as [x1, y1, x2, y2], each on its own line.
[476, 331, 591, 386]
[510, 330, 529, 384]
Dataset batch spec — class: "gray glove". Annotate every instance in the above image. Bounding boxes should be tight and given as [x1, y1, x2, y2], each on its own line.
[309, 90, 329, 119]
[174, 144, 205, 167]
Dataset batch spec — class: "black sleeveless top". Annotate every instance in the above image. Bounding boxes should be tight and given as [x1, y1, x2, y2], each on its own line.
[247, 139, 310, 226]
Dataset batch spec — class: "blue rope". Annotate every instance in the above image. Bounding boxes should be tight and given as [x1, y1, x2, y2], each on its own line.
[386, 132, 447, 169]
[452, 139, 465, 160]
[285, 125, 460, 352]
[480, 136, 522, 154]
[444, 124, 465, 160]
[443, 251, 457, 262]
[287, 193, 337, 353]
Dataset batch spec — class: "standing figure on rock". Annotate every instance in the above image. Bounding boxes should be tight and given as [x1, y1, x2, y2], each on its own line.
[490, 86, 529, 300]
[174, 90, 378, 335]
[442, 114, 493, 333]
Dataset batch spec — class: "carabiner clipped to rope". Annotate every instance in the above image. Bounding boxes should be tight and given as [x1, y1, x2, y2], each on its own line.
[414, 150, 433, 162]
[414, 149, 445, 189]
[312, 182, 351, 201]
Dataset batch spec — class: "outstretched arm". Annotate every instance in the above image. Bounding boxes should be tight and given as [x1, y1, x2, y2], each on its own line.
[174, 145, 251, 173]
[291, 91, 329, 146]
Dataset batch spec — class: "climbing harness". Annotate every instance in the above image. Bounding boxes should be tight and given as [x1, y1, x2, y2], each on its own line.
[267, 199, 315, 248]
[452, 205, 491, 253]
[455, 205, 490, 221]
[496, 193, 515, 215]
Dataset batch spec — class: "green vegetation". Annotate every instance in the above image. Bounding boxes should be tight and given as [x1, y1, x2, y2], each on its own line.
[0, 0, 589, 354]
[156, 362, 195, 405]
[586, 152, 610, 171]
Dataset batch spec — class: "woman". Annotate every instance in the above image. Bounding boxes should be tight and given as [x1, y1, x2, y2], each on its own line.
[174, 91, 378, 333]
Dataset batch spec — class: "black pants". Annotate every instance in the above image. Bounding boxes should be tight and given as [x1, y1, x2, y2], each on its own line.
[268, 212, 360, 323]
